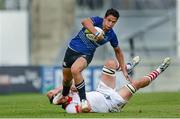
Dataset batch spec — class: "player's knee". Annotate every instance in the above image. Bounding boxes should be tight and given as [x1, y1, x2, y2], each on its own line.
[104, 59, 118, 70]
[102, 59, 118, 76]
[71, 66, 80, 75]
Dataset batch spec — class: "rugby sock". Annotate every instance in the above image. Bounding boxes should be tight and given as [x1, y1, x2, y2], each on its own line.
[144, 70, 160, 82]
[62, 85, 71, 96]
[75, 80, 86, 101]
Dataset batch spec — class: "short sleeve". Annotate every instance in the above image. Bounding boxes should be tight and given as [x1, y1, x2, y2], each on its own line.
[90, 16, 103, 26]
[110, 33, 119, 48]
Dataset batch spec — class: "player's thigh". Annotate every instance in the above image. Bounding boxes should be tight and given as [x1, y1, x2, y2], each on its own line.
[71, 57, 87, 73]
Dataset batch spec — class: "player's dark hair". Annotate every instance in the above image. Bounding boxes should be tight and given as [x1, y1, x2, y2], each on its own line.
[105, 8, 119, 19]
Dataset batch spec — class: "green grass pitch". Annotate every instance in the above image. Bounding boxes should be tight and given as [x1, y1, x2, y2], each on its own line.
[0, 92, 180, 118]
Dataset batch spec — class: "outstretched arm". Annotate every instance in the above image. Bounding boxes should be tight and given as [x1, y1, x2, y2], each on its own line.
[118, 57, 171, 101]
[113, 47, 131, 81]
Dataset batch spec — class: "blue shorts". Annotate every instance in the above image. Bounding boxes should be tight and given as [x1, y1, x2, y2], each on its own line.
[62, 47, 93, 68]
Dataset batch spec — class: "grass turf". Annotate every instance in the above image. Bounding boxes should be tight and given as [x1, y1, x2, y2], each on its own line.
[0, 92, 180, 118]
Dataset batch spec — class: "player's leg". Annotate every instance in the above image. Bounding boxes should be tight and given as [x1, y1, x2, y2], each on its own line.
[71, 55, 92, 112]
[101, 59, 118, 89]
[119, 57, 171, 101]
[71, 57, 87, 100]
[61, 48, 76, 98]
[62, 68, 73, 96]
[101, 56, 141, 89]
[51, 47, 78, 105]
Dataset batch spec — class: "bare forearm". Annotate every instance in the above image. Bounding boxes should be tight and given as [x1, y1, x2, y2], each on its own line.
[114, 47, 126, 70]
[81, 18, 97, 35]
[114, 47, 131, 81]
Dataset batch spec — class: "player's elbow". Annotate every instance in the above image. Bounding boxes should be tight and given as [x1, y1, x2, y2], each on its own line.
[81, 19, 86, 26]
[81, 18, 93, 27]
[81, 18, 87, 26]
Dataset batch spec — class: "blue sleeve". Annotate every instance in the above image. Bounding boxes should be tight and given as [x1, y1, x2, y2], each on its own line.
[90, 16, 103, 26]
[110, 33, 119, 48]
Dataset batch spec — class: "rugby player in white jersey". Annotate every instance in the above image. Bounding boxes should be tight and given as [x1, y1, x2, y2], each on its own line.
[47, 56, 170, 113]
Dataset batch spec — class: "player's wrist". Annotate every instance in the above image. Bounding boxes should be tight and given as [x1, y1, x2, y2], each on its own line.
[94, 31, 100, 38]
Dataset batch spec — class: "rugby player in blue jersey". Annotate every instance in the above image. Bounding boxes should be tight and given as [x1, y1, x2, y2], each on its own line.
[56, 8, 129, 112]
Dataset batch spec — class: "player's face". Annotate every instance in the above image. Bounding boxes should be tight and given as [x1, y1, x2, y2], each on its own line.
[103, 15, 118, 31]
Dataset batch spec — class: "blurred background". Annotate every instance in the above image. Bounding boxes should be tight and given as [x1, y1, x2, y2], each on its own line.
[0, 0, 179, 94]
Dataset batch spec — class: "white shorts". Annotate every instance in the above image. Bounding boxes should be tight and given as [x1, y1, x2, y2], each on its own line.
[65, 81, 127, 113]
[95, 81, 127, 112]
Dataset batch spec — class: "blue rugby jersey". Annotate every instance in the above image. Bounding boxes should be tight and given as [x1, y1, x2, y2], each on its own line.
[68, 16, 119, 55]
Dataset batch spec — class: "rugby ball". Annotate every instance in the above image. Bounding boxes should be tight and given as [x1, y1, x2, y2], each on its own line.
[84, 27, 104, 41]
